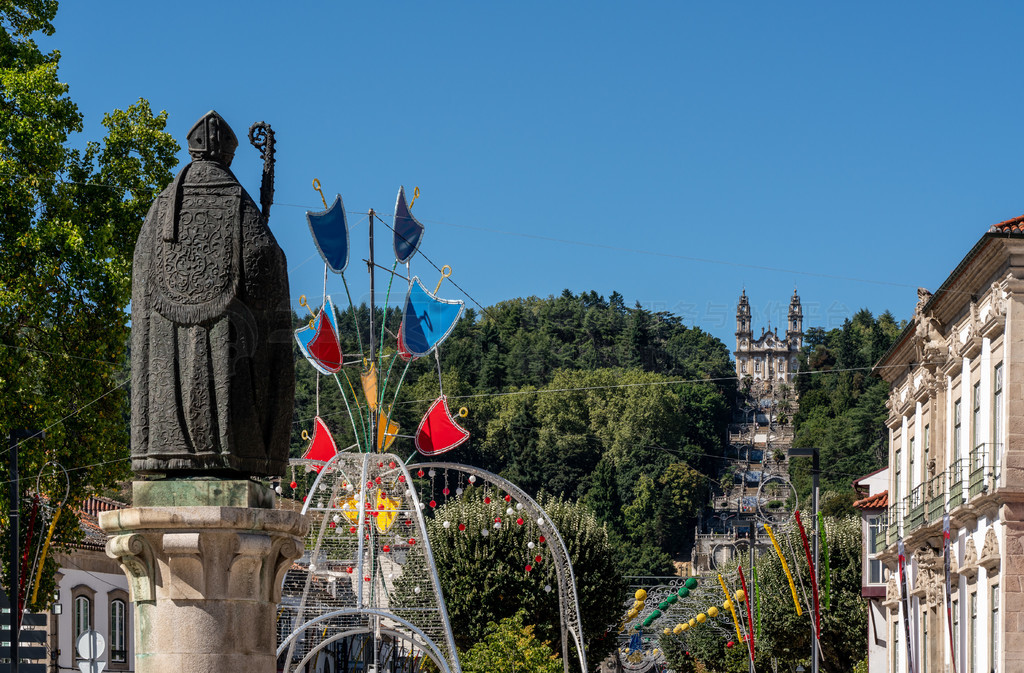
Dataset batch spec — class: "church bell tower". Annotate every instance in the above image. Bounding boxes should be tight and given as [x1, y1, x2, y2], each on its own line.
[786, 289, 803, 350]
[735, 290, 752, 380]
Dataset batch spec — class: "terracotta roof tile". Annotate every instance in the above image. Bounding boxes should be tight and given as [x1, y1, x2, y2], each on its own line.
[853, 490, 887, 510]
[989, 214, 1024, 233]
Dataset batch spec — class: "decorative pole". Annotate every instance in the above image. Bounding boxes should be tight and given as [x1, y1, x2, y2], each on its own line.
[367, 209, 376, 453]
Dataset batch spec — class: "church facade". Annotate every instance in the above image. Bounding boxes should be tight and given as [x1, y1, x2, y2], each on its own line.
[734, 289, 803, 386]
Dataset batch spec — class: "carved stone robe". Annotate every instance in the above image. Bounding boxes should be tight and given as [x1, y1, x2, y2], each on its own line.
[130, 159, 293, 476]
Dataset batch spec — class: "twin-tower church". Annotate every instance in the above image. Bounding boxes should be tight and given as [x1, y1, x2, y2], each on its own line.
[734, 289, 803, 386]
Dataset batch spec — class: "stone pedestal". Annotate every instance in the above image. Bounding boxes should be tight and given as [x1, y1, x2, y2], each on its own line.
[99, 481, 307, 673]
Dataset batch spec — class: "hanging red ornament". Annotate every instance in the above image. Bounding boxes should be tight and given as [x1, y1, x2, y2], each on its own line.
[504, 494, 512, 502]
[329, 521, 336, 528]
[516, 518, 524, 526]
[538, 535, 546, 543]
[349, 526, 357, 534]
[525, 564, 533, 572]
[378, 462, 384, 468]
[458, 523, 466, 531]
[429, 500, 437, 508]
[417, 470, 425, 477]
[375, 477, 382, 485]
[398, 475, 406, 482]
[484, 496, 491, 504]
[534, 554, 542, 563]
[346, 567, 353, 574]
[442, 487, 450, 495]
[364, 576, 371, 582]
[290, 481, 298, 489]
[389, 461, 396, 469]
[494, 517, 501, 523]
[408, 538, 416, 545]
[404, 519, 413, 526]
[382, 545, 391, 552]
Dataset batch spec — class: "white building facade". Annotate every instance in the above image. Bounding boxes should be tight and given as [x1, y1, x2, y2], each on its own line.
[875, 219, 1024, 673]
[853, 467, 890, 673]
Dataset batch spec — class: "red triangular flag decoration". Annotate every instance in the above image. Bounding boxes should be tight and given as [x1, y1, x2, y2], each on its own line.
[397, 320, 416, 362]
[302, 416, 339, 471]
[415, 396, 469, 456]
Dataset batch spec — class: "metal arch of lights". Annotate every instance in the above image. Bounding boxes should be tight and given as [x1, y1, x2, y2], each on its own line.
[620, 577, 737, 642]
[418, 461, 588, 673]
[278, 451, 461, 673]
[280, 610, 454, 673]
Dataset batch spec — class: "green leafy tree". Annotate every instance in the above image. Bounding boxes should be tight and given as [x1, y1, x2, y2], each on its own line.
[0, 0, 178, 606]
[460, 610, 563, 673]
[791, 309, 904, 502]
[426, 493, 625, 663]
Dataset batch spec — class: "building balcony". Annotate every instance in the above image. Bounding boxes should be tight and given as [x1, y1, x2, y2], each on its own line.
[874, 527, 888, 552]
[905, 485, 926, 533]
[948, 458, 966, 511]
[925, 472, 946, 525]
[967, 443, 1001, 499]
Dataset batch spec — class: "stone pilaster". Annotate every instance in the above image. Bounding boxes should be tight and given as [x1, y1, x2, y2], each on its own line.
[99, 482, 307, 673]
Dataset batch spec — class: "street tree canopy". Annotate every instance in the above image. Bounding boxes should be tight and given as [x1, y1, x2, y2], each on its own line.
[0, 0, 178, 605]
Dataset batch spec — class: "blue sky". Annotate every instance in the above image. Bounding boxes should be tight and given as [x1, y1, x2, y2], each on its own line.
[44, 2, 1024, 347]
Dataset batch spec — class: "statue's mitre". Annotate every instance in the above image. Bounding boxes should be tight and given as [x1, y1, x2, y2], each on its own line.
[187, 110, 238, 164]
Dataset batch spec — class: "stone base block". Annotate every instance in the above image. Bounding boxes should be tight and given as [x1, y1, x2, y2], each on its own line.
[100, 495, 307, 673]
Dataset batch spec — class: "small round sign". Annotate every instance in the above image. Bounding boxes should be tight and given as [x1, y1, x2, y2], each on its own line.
[76, 629, 106, 660]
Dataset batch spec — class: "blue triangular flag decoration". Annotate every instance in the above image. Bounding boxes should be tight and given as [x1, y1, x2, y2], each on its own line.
[307, 194, 349, 273]
[401, 277, 464, 357]
[393, 186, 425, 264]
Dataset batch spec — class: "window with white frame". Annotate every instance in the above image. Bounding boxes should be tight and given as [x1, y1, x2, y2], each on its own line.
[866, 513, 887, 584]
[895, 449, 902, 503]
[973, 381, 982, 453]
[991, 584, 1000, 673]
[994, 363, 1003, 480]
[970, 590, 978, 673]
[74, 595, 91, 647]
[953, 597, 960, 665]
[923, 609, 929, 673]
[110, 598, 127, 663]
[910, 436, 916, 491]
[954, 398, 962, 464]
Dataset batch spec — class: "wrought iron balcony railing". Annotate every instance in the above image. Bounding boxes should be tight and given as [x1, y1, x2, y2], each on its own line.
[969, 443, 1002, 499]
[926, 471, 946, 524]
[948, 459, 966, 511]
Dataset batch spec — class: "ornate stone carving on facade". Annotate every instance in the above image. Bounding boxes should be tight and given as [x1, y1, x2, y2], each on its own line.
[884, 573, 901, 610]
[990, 282, 1006, 318]
[913, 369, 938, 403]
[960, 536, 979, 581]
[980, 281, 1007, 339]
[979, 526, 1001, 571]
[958, 302, 983, 359]
[917, 550, 944, 605]
[913, 313, 946, 371]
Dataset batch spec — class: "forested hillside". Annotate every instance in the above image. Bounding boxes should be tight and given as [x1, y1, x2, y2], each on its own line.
[292, 290, 735, 574]
[790, 309, 905, 509]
